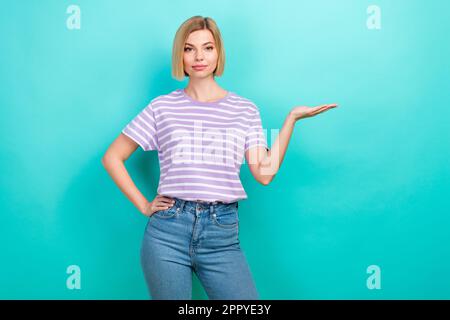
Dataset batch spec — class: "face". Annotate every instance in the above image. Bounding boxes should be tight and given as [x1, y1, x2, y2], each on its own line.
[183, 29, 218, 79]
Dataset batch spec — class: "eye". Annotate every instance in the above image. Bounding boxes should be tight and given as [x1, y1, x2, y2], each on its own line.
[206, 46, 214, 50]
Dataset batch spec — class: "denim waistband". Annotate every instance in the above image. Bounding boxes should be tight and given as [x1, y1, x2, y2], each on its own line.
[196, 199, 226, 205]
[171, 197, 238, 212]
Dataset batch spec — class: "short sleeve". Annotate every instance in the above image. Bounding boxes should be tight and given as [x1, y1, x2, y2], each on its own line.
[121, 101, 159, 151]
[244, 106, 268, 152]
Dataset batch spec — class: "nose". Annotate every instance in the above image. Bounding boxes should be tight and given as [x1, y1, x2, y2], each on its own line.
[195, 52, 204, 61]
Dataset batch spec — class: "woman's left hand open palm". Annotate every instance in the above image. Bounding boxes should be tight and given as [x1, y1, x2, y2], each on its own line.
[290, 103, 338, 121]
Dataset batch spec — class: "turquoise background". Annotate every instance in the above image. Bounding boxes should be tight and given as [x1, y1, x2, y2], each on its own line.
[1, 0, 449, 299]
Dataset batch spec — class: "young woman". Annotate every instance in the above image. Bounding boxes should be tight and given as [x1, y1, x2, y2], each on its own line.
[101, 16, 337, 300]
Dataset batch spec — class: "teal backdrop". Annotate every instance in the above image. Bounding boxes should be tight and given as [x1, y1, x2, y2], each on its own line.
[1, 0, 449, 299]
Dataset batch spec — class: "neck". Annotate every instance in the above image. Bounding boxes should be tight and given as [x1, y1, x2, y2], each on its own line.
[185, 76, 225, 102]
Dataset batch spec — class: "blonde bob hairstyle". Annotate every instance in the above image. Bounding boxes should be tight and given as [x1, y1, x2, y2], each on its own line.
[172, 16, 226, 81]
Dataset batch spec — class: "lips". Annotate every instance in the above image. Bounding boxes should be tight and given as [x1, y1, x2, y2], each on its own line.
[193, 65, 207, 70]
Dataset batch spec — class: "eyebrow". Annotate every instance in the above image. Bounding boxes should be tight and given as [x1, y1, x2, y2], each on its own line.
[185, 42, 214, 47]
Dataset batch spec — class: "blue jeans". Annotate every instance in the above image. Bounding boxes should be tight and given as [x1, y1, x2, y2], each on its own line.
[140, 197, 259, 300]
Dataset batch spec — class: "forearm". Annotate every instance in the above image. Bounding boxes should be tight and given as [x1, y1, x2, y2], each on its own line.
[259, 112, 297, 184]
[101, 155, 149, 214]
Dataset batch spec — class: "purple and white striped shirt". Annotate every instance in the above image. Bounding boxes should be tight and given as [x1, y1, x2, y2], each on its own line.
[121, 88, 268, 203]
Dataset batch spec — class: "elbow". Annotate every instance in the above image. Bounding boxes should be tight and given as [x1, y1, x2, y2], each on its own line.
[102, 151, 125, 168]
[101, 152, 114, 168]
[259, 176, 273, 186]
[101, 154, 109, 168]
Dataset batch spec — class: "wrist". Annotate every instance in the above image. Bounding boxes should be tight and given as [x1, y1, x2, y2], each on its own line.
[140, 201, 151, 215]
[287, 111, 297, 124]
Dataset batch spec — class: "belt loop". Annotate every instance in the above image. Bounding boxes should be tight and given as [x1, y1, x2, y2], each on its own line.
[209, 204, 214, 215]
[179, 199, 186, 213]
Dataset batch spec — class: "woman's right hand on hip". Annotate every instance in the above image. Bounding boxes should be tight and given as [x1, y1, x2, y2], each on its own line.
[143, 195, 175, 217]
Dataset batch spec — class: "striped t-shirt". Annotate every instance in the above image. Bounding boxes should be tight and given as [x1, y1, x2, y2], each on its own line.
[121, 88, 268, 203]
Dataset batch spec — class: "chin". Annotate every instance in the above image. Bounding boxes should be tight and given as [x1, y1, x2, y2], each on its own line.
[190, 72, 212, 78]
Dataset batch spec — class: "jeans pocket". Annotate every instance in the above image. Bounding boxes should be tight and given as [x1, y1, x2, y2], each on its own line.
[212, 205, 239, 229]
[152, 205, 178, 219]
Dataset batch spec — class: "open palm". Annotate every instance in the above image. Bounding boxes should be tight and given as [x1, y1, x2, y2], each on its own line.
[290, 103, 338, 121]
